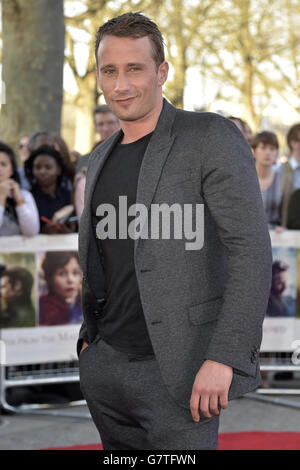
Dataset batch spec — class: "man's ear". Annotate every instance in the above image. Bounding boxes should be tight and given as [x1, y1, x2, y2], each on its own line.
[157, 61, 169, 87]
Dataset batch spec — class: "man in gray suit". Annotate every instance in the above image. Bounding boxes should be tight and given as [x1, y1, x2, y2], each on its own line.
[77, 12, 272, 450]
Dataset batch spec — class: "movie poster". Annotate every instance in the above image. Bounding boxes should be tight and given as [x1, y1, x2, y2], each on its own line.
[0, 234, 82, 365]
[0, 252, 37, 329]
[266, 247, 297, 318]
[37, 251, 83, 326]
[1, 233, 300, 363]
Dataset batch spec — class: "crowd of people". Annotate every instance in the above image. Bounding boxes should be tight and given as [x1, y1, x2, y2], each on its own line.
[1, 104, 300, 238]
[0, 105, 120, 237]
[229, 118, 300, 232]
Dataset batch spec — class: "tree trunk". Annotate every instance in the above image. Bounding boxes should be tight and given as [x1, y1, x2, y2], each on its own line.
[0, 0, 65, 151]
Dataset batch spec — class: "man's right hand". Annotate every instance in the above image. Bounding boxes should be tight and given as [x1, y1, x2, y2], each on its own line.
[80, 341, 89, 355]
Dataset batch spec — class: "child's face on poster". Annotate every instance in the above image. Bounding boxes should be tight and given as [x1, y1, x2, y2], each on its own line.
[51, 258, 82, 304]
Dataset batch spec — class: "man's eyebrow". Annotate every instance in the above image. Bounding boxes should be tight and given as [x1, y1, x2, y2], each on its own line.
[127, 62, 145, 67]
[100, 62, 146, 71]
[100, 64, 114, 71]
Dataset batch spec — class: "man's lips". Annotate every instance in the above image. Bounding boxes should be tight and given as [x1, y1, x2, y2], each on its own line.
[115, 97, 135, 103]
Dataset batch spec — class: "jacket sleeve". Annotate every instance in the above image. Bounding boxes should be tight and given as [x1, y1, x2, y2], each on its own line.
[200, 115, 273, 376]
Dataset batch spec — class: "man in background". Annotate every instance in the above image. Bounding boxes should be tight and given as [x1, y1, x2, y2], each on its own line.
[76, 105, 119, 173]
[94, 104, 120, 143]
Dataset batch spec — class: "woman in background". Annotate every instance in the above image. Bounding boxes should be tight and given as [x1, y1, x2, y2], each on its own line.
[25, 145, 76, 234]
[39, 251, 82, 326]
[0, 142, 39, 236]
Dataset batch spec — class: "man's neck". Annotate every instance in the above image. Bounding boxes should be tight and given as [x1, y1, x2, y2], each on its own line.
[119, 99, 163, 144]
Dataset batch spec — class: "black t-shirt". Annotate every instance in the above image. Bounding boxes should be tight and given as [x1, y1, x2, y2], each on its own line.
[91, 132, 155, 355]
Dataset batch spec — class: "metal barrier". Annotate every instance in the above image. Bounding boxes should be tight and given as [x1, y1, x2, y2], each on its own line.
[0, 360, 85, 415]
[257, 352, 300, 395]
[1, 231, 300, 415]
[0, 352, 300, 417]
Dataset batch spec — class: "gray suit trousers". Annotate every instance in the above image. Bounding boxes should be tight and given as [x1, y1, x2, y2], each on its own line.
[79, 336, 220, 450]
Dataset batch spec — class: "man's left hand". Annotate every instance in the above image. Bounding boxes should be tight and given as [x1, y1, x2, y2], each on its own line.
[190, 360, 233, 422]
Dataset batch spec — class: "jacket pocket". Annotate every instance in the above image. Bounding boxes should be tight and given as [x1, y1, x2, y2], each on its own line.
[158, 170, 191, 188]
[79, 333, 101, 360]
[188, 297, 223, 325]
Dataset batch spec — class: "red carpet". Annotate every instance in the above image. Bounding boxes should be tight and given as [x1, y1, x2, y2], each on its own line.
[42, 432, 300, 450]
[218, 431, 300, 450]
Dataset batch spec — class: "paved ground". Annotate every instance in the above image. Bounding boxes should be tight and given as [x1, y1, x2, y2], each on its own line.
[1, 373, 300, 450]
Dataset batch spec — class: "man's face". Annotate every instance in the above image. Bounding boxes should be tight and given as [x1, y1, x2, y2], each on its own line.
[94, 112, 120, 140]
[96, 35, 168, 123]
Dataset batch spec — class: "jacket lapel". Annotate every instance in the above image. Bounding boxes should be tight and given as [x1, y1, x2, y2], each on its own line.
[84, 130, 123, 214]
[79, 99, 178, 286]
[134, 99, 177, 256]
[79, 130, 123, 278]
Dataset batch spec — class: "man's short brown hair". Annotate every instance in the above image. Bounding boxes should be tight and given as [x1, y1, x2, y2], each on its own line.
[251, 131, 279, 150]
[287, 123, 300, 151]
[95, 12, 165, 70]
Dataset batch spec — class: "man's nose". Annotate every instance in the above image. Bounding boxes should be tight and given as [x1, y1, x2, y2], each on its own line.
[114, 72, 130, 93]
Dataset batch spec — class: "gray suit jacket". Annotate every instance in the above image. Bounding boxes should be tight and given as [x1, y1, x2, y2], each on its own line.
[77, 99, 272, 410]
